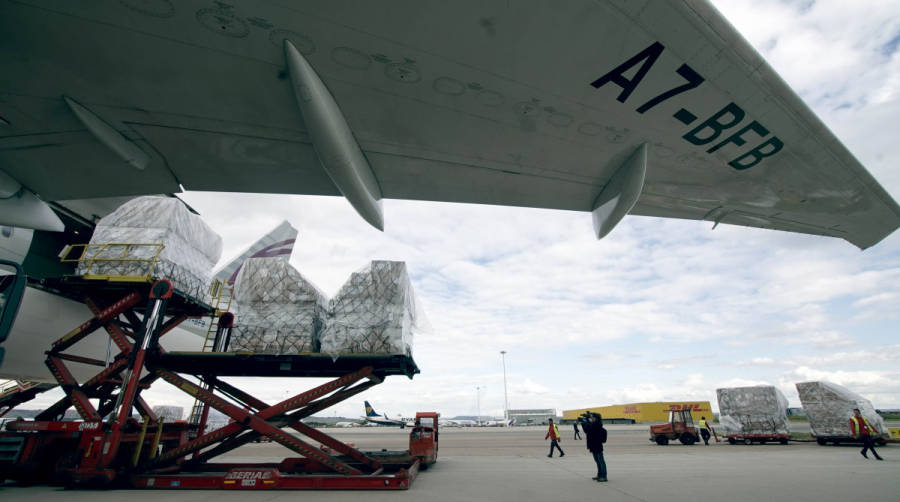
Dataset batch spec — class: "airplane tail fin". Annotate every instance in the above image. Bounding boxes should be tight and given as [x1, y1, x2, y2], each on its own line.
[212, 220, 298, 285]
[364, 401, 379, 417]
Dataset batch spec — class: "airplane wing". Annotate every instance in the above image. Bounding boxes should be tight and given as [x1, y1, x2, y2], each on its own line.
[1, 1, 898, 248]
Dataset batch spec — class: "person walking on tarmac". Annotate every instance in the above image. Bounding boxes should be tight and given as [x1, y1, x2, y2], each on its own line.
[698, 416, 714, 445]
[580, 412, 608, 482]
[850, 408, 883, 460]
[545, 418, 565, 457]
[573, 420, 582, 440]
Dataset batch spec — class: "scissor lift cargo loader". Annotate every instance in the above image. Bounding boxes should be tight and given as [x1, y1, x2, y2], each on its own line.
[0, 273, 428, 490]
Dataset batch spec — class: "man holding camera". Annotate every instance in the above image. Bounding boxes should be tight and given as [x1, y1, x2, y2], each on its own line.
[579, 412, 608, 482]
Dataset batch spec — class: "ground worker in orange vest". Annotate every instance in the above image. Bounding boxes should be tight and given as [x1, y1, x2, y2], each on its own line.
[850, 408, 883, 461]
[545, 418, 565, 457]
[698, 416, 714, 445]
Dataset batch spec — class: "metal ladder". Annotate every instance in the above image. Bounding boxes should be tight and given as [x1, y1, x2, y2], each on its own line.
[187, 280, 234, 425]
[201, 280, 234, 352]
[0, 435, 26, 465]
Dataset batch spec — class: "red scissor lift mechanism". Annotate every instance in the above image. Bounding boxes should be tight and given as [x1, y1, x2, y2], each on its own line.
[0, 276, 424, 490]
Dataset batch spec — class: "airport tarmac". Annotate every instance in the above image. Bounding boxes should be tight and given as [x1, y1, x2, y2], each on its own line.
[2, 424, 897, 501]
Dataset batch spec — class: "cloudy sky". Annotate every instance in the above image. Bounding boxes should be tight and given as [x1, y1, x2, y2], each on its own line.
[127, 1, 900, 419]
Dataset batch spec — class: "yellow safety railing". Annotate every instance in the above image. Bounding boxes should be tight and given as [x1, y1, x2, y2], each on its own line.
[60, 243, 165, 282]
[0, 380, 37, 399]
[208, 278, 234, 318]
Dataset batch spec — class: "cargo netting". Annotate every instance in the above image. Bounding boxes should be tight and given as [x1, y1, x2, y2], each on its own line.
[229, 257, 328, 354]
[76, 196, 222, 300]
[151, 405, 184, 422]
[716, 385, 791, 436]
[320, 261, 421, 360]
[796, 381, 888, 439]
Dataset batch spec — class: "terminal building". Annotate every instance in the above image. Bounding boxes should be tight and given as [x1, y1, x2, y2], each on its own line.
[508, 409, 556, 426]
[562, 401, 713, 423]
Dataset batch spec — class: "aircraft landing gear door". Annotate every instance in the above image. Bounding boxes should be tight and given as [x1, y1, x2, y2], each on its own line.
[0, 260, 26, 367]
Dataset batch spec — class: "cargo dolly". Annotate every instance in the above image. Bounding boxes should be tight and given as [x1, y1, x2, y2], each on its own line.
[725, 433, 790, 445]
[0, 274, 430, 490]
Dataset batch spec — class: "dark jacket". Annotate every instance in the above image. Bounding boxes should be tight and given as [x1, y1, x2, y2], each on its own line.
[581, 419, 607, 453]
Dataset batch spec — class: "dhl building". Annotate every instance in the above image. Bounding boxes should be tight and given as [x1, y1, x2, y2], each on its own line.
[562, 401, 713, 423]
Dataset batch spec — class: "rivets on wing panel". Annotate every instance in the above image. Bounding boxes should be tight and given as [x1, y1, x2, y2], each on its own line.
[477, 90, 504, 107]
[196, 8, 249, 38]
[385, 62, 421, 83]
[547, 113, 573, 127]
[120, 0, 175, 18]
[332, 47, 372, 70]
[433, 77, 466, 96]
[578, 122, 605, 136]
[270, 29, 315, 54]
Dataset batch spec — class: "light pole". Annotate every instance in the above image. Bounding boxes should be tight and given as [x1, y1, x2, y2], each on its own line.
[500, 350, 509, 426]
[475, 386, 481, 426]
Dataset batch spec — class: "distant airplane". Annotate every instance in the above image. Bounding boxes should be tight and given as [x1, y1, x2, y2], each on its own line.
[440, 418, 476, 427]
[334, 421, 361, 428]
[363, 401, 413, 428]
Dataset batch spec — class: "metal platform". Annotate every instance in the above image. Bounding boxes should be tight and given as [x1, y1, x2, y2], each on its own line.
[155, 352, 419, 379]
[33, 276, 215, 318]
[1, 274, 428, 490]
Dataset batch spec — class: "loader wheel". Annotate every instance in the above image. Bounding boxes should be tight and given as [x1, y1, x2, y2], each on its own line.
[743, 438, 752, 445]
[728, 438, 736, 445]
[816, 437, 826, 446]
[655, 435, 668, 445]
[779, 438, 789, 445]
[679, 433, 696, 445]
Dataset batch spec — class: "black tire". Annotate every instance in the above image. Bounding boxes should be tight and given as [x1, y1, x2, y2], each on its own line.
[876, 438, 887, 446]
[779, 438, 789, 445]
[655, 435, 669, 445]
[743, 438, 752, 445]
[728, 438, 736, 445]
[816, 437, 826, 445]
[679, 433, 696, 445]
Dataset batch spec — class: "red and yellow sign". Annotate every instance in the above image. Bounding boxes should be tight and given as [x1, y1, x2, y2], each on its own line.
[563, 401, 713, 423]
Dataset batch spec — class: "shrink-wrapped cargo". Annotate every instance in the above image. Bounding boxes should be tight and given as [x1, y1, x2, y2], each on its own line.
[716, 385, 790, 436]
[320, 261, 419, 359]
[796, 381, 887, 440]
[76, 196, 222, 300]
[229, 257, 328, 354]
[151, 405, 184, 422]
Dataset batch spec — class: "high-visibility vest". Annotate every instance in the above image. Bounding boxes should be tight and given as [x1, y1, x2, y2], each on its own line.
[850, 415, 876, 435]
[699, 419, 709, 430]
[552, 424, 560, 439]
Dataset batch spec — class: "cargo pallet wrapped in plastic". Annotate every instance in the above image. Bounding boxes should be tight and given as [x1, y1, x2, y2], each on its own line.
[796, 381, 888, 444]
[320, 261, 420, 359]
[229, 257, 328, 354]
[151, 405, 184, 423]
[716, 385, 790, 440]
[75, 196, 222, 301]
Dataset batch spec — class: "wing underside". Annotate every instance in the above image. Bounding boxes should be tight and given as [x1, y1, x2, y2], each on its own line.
[0, 0, 897, 248]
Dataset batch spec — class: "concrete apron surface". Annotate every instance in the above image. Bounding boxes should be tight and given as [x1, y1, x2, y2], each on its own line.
[1, 425, 897, 501]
